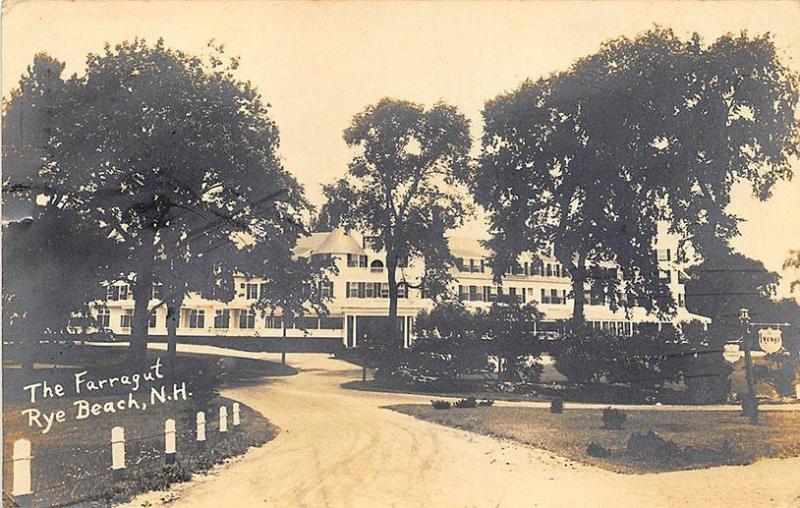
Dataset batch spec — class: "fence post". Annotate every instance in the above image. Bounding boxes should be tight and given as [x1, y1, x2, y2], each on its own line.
[196, 411, 206, 448]
[165, 419, 177, 464]
[12, 439, 32, 508]
[111, 426, 126, 479]
[219, 406, 228, 434]
[232, 402, 241, 430]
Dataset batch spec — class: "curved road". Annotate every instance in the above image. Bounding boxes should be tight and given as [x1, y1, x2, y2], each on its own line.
[126, 352, 800, 508]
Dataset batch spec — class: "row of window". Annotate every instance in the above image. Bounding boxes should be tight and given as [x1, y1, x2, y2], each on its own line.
[100, 308, 344, 330]
[346, 282, 408, 299]
[455, 258, 571, 279]
[106, 283, 164, 301]
[457, 285, 528, 303]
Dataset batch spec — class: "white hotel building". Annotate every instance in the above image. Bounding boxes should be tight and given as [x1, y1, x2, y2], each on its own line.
[95, 229, 710, 351]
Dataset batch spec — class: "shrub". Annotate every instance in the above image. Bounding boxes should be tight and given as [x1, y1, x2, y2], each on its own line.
[586, 441, 610, 458]
[431, 399, 451, 410]
[602, 407, 627, 429]
[477, 399, 494, 407]
[626, 431, 682, 462]
[453, 396, 478, 408]
[550, 398, 563, 414]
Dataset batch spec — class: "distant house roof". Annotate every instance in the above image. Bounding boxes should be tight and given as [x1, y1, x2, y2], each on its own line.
[295, 229, 364, 257]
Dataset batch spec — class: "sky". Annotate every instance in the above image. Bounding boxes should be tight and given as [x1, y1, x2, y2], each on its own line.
[3, 0, 800, 297]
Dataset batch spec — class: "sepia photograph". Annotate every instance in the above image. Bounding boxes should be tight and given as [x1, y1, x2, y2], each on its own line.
[2, 1, 800, 506]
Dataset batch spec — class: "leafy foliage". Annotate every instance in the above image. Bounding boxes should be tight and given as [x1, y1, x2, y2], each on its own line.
[453, 396, 478, 408]
[3, 40, 310, 364]
[602, 407, 627, 430]
[473, 28, 800, 326]
[319, 98, 472, 349]
[431, 399, 452, 410]
[474, 301, 545, 381]
[413, 301, 488, 379]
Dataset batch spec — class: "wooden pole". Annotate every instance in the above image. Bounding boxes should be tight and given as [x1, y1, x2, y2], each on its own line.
[12, 439, 32, 508]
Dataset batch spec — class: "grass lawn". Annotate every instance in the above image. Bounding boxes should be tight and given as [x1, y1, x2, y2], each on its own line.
[2, 346, 287, 507]
[388, 404, 800, 474]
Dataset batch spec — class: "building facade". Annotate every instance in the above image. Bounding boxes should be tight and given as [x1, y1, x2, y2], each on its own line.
[93, 229, 710, 349]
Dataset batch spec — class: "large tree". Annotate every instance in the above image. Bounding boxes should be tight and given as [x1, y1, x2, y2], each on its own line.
[2, 54, 125, 366]
[474, 28, 799, 327]
[4, 39, 309, 364]
[320, 98, 472, 349]
[1, 212, 122, 367]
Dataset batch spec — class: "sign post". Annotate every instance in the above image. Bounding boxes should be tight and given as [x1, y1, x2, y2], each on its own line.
[739, 308, 758, 425]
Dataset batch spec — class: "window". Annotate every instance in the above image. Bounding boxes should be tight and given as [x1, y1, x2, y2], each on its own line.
[97, 309, 110, 328]
[659, 269, 672, 283]
[469, 285, 480, 302]
[149, 311, 157, 328]
[370, 260, 384, 273]
[541, 288, 549, 304]
[265, 316, 282, 329]
[120, 310, 133, 328]
[657, 249, 672, 262]
[188, 309, 205, 329]
[214, 309, 230, 329]
[320, 281, 334, 299]
[347, 254, 368, 267]
[320, 317, 344, 329]
[458, 285, 468, 301]
[259, 283, 269, 299]
[545, 264, 553, 277]
[245, 283, 259, 300]
[106, 284, 126, 301]
[295, 316, 319, 330]
[151, 283, 163, 300]
[678, 293, 685, 308]
[239, 309, 255, 329]
[550, 289, 561, 304]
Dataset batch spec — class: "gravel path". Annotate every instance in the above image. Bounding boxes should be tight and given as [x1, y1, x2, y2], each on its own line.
[123, 350, 800, 507]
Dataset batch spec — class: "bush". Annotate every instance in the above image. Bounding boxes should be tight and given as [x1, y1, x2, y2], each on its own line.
[477, 399, 494, 407]
[586, 441, 610, 458]
[550, 398, 563, 414]
[602, 407, 627, 429]
[431, 399, 451, 410]
[626, 431, 681, 462]
[453, 396, 478, 408]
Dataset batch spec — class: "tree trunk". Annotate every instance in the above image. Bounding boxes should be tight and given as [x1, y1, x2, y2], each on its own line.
[570, 253, 588, 331]
[165, 290, 185, 380]
[129, 270, 154, 366]
[386, 256, 401, 350]
[281, 313, 288, 367]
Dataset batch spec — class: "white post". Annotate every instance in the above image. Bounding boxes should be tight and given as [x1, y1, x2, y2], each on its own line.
[12, 439, 32, 506]
[219, 406, 228, 433]
[796, 383, 800, 400]
[196, 411, 206, 445]
[232, 402, 241, 429]
[165, 418, 177, 464]
[111, 426, 126, 478]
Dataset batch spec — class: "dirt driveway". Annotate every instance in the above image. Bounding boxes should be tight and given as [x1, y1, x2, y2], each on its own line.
[125, 352, 800, 508]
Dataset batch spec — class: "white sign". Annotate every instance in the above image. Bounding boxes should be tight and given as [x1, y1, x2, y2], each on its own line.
[758, 328, 783, 354]
[723, 343, 742, 363]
